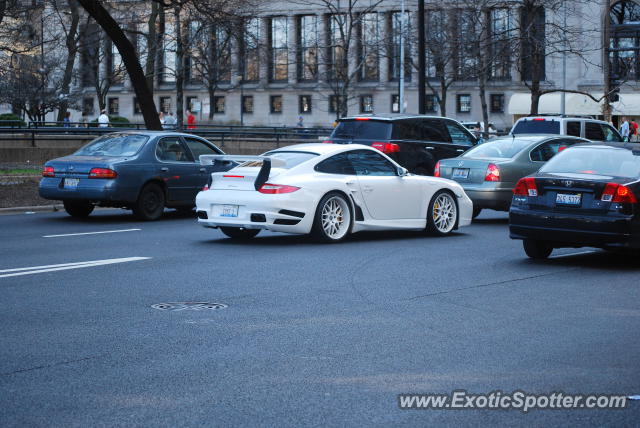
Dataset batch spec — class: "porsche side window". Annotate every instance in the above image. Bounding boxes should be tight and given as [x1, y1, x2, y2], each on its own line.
[314, 153, 355, 175]
[347, 150, 396, 176]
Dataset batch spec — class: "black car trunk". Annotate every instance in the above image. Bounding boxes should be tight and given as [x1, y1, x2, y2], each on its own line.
[531, 173, 635, 215]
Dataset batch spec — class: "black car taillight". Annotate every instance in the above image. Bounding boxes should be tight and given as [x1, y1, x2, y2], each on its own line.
[513, 177, 538, 197]
[601, 183, 637, 203]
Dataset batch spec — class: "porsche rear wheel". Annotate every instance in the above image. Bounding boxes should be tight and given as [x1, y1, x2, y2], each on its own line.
[312, 192, 352, 242]
[427, 190, 458, 236]
[220, 227, 260, 240]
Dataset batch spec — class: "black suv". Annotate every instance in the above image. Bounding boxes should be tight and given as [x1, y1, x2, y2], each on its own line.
[327, 114, 478, 175]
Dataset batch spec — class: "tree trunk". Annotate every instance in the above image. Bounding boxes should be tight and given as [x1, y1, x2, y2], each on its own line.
[174, 6, 184, 129]
[438, 76, 447, 117]
[77, 0, 161, 130]
[57, 0, 80, 123]
[208, 82, 215, 120]
[479, 72, 489, 133]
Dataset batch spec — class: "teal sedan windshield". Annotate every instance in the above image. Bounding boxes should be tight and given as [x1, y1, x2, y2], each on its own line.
[462, 138, 532, 159]
[75, 134, 149, 157]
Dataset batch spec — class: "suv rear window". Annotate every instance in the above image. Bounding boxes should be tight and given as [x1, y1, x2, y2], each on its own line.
[541, 147, 640, 178]
[512, 119, 560, 135]
[331, 120, 392, 140]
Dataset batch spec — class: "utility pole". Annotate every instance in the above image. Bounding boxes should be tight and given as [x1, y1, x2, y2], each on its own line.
[399, 0, 406, 113]
[418, 0, 425, 114]
[560, 0, 567, 115]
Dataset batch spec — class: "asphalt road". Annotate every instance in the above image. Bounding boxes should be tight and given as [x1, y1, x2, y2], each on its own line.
[1, 208, 639, 427]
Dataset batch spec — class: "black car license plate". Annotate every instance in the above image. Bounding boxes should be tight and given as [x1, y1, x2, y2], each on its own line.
[556, 193, 581, 205]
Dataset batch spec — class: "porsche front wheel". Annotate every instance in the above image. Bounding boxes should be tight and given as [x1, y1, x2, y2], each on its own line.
[427, 190, 458, 236]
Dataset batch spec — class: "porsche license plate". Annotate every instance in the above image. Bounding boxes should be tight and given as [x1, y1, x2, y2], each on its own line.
[452, 168, 469, 179]
[556, 193, 581, 205]
[64, 178, 79, 189]
[220, 205, 239, 217]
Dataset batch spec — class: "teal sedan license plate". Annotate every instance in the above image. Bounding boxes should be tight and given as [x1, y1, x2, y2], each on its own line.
[452, 168, 469, 179]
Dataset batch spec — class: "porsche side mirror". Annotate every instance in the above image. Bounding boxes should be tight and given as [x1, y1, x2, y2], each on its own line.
[397, 167, 409, 177]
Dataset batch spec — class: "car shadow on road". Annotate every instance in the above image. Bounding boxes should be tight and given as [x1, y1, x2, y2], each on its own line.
[199, 229, 469, 247]
[472, 217, 509, 225]
[47, 209, 196, 224]
[521, 249, 640, 271]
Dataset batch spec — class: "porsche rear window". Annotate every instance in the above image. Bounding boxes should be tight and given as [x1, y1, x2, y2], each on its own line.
[75, 134, 148, 157]
[462, 138, 531, 159]
[250, 151, 318, 169]
[541, 147, 640, 178]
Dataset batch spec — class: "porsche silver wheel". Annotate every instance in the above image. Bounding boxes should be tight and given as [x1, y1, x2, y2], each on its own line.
[312, 193, 352, 242]
[427, 191, 458, 235]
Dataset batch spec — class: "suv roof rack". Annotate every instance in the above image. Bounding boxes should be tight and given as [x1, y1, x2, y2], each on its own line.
[525, 114, 596, 119]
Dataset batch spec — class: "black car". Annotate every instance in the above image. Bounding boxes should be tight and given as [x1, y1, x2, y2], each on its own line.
[327, 114, 478, 175]
[509, 143, 640, 259]
[39, 131, 232, 220]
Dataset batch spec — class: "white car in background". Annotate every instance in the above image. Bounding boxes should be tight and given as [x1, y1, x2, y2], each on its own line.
[195, 143, 473, 242]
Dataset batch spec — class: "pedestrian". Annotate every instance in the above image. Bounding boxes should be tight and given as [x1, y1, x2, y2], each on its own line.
[620, 116, 630, 141]
[63, 111, 71, 128]
[297, 115, 304, 128]
[487, 123, 497, 139]
[98, 109, 110, 128]
[164, 111, 177, 129]
[79, 112, 88, 128]
[159, 111, 166, 129]
[186, 109, 196, 130]
[631, 118, 639, 142]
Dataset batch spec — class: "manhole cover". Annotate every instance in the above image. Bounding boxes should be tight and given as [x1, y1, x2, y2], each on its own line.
[151, 302, 228, 311]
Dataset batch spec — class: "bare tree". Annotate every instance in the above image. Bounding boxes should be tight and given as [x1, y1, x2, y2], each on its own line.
[76, 0, 161, 129]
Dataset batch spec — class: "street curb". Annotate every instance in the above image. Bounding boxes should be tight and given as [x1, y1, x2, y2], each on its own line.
[0, 205, 61, 215]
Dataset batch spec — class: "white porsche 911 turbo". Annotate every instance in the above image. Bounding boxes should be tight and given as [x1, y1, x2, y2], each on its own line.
[195, 143, 473, 242]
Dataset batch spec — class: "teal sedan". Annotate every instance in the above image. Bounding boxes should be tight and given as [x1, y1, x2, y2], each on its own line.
[435, 135, 588, 218]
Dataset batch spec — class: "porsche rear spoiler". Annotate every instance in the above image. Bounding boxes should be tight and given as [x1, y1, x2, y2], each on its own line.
[199, 155, 286, 191]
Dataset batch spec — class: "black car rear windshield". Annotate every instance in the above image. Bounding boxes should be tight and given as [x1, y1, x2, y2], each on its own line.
[540, 147, 640, 178]
[331, 120, 392, 140]
[512, 119, 560, 135]
[75, 134, 148, 157]
[462, 138, 531, 159]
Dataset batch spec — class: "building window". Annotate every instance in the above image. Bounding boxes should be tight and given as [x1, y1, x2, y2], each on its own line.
[425, 94, 438, 113]
[269, 17, 288, 82]
[299, 95, 312, 113]
[389, 11, 411, 82]
[186, 96, 199, 112]
[270, 95, 283, 113]
[242, 95, 254, 114]
[425, 9, 447, 79]
[457, 94, 471, 113]
[215, 26, 232, 82]
[214, 96, 225, 114]
[159, 97, 171, 114]
[243, 18, 260, 82]
[490, 8, 512, 80]
[490, 94, 505, 113]
[328, 95, 344, 114]
[391, 94, 400, 113]
[133, 98, 142, 115]
[161, 21, 177, 83]
[108, 41, 124, 85]
[82, 97, 94, 115]
[521, 6, 546, 82]
[328, 14, 347, 80]
[359, 13, 379, 81]
[609, 1, 640, 81]
[108, 97, 119, 115]
[456, 9, 478, 80]
[360, 95, 374, 113]
[298, 15, 318, 81]
[186, 21, 203, 83]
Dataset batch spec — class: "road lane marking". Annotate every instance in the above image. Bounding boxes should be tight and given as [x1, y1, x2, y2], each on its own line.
[43, 228, 141, 238]
[0, 257, 151, 279]
[550, 250, 598, 259]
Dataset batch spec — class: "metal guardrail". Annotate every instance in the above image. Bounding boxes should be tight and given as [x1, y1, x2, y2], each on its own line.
[0, 121, 334, 147]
